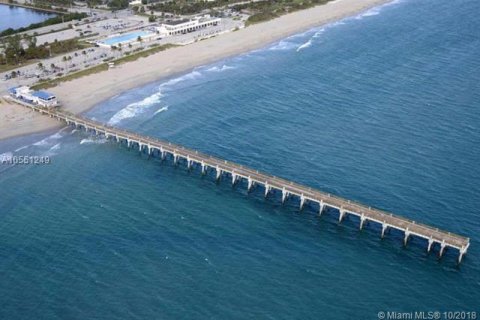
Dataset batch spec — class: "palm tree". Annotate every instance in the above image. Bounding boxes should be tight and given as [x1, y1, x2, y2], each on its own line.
[137, 36, 143, 48]
[111, 45, 118, 58]
[82, 50, 87, 64]
[62, 56, 68, 72]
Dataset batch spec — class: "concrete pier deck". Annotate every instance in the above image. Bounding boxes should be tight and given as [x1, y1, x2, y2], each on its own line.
[13, 99, 470, 263]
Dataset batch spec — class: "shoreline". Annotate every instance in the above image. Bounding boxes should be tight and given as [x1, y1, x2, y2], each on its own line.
[0, 0, 390, 142]
[0, 1, 66, 15]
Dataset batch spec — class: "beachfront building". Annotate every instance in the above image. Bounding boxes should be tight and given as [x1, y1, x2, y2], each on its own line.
[156, 15, 221, 36]
[129, 0, 142, 6]
[96, 30, 157, 48]
[9, 86, 58, 108]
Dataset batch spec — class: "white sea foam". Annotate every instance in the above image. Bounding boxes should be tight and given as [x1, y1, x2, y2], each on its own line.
[108, 70, 204, 124]
[80, 137, 107, 145]
[159, 70, 202, 88]
[33, 139, 49, 147]
[42, 143, 61, 156]
[14, 145, 29, 152]
[206, 65, 235, 72]
[154, 106, 169, 115]
[32, 129, 66, 147]
[353, 6, 380, 20]
[108, 91, 163, 125]
[312, 28, 326, 38]
[268, 40, 297, 51]
[50, 143, 61, 151]
[297, 39, 313, 52]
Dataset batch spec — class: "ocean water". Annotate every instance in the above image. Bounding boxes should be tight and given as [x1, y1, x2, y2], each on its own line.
[1, 0, 479, 318]
[0, 4, 56, 32]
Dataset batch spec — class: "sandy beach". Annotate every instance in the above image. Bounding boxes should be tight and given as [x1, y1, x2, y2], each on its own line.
[0, 0, 388, 141]
[0, 98, 60, 140]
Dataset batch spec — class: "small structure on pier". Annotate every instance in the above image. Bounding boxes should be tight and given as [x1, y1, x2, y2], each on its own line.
[8, 86, 58, 108]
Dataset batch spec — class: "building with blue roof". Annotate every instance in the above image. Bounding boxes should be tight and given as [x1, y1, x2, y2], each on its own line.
[8, 86, 58, 108]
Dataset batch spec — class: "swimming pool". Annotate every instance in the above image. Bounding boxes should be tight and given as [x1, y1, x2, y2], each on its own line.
[98, 31, 153, 46]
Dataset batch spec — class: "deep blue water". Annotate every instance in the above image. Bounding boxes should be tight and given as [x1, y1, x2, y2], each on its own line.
[1, 0, 479, 318]
[0, 4, 56, 32]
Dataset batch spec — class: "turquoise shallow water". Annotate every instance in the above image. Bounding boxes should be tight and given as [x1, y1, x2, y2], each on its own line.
[0, 4, 56, 32]
[1, 0, 479, 318]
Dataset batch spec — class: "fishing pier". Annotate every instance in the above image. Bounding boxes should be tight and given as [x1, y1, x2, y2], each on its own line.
[14, 100, 471, 263]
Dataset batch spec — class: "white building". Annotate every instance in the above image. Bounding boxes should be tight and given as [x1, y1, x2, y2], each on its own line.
[157, 15, 221, 36]
[129, 0, 142, 6]
[9, 86, 58, 108]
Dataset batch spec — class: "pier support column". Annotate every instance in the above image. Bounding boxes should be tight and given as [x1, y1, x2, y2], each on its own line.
[187, 156, 192, 170]
[264, 182, 271, 198]
[439, 240, 446, 258]
[216, 166, 222, 181]
[147, 145, 152, 156]
[427, 237, 434, 253]
[160, 148, 166, 161]
[201, 161, 206, 175]
[381, 222, 388, 239]
[231, 172, 237, 186]
[139, 143, 143, 153]
[458, 245, 468, 264]
[299, 194, 306, 210]
[173, 153, 178, 165]
[247, 177, 253, 192]
[404, 228, 410, 246]
[282, 187, 289, 204]
[318, 200, 325, 216]
[338, 208, 346, 223]
[359, 214, 366, 230]
[127, 139, 131, 148]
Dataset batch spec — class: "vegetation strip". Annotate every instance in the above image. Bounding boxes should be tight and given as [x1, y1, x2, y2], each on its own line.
[31, 44, 176, 90]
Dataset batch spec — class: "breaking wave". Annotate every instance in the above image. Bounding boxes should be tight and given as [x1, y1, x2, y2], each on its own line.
[32, 129, 66, 147]
[154, 106, 169, 115]
[107, 70, 204, 125]
[14, 145, 29, 152]
[268, 40, 298, 51]
[159, 70, 202, 89]
[355, 7, 381, 19]
[108, 91, 163, 125]
[297, 39, 312, 52]
[312, 28, 326, 38]
[80, 137, 107, 145]
[43, 143, 61, 156]
[206, 65, 235, 72]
